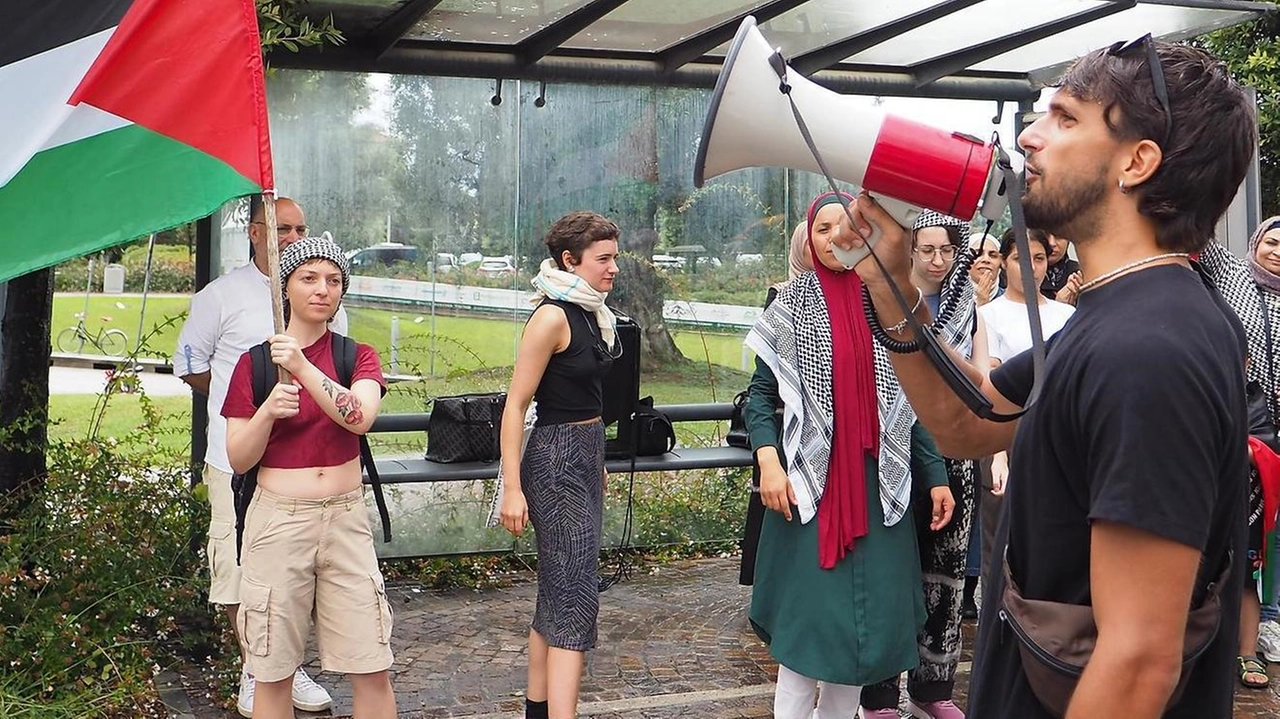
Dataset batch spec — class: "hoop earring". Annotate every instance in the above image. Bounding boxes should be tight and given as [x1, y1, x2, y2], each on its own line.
[1118, 178, 1129, 194]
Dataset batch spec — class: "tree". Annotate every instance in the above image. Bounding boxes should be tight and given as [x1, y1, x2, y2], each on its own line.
[0, 0, 344, 503]
[1201, 12, 1280, 217]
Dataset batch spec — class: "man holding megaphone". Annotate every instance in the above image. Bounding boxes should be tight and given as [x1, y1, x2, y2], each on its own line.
[836, 39, 1253, 719]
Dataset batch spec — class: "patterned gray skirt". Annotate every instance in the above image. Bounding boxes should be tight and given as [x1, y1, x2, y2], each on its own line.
[522, 420, 605, 651]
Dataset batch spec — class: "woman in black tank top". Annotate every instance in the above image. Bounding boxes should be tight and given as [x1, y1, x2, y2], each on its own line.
[498, 211, 621, 719]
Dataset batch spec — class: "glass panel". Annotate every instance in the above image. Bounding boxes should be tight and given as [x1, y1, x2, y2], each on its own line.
[409, 0, 597, 44]
[559, 0, 764, 53]
[974, 5, 1253, 76]
[710, 0, 940, 59]
[305, 0, 418, 36]
[844, 0, 1112, 67]
[261, 68, 1016, 557]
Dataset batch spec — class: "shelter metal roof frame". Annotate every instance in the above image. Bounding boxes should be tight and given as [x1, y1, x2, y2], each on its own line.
[273, 0, 1274, 102]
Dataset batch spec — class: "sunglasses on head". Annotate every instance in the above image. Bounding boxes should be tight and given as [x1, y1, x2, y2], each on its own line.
[1106, 33, 1173, 144]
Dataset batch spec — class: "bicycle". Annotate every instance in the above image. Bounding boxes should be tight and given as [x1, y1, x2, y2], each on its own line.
[57, 318, 129, 357]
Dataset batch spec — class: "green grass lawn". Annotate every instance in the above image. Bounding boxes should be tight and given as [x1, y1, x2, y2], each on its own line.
[51, 291, 754, 453]
[52, 293, 752, 372]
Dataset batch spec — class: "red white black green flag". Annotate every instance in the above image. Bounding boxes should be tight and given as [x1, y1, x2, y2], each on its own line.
[0, 0, 273, 282]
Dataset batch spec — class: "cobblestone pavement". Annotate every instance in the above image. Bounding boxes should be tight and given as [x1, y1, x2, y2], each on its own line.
[173, 557, 1280, 718]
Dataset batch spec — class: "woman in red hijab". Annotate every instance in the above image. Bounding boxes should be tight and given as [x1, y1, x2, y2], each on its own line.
[743, 192, 954, 717]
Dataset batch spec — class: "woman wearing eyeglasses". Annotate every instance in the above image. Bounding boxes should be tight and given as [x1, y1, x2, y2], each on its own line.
[498, 211, 621, 719]
[860, 211, 986, 719]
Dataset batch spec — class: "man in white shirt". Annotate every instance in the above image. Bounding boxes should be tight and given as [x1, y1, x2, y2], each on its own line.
[176, 196, 345, 717]
[975, 228, 1074, 577]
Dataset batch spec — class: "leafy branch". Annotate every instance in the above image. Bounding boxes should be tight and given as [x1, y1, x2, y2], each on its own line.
[256, 0, 344, 59]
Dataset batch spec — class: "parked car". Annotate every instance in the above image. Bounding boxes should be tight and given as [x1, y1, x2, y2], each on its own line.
[478, 257, 517, 278]
[735, 253, 764, 265]
[435, 252, 458, 273]
[346, 242, 419, 270]
[458, 252, 484, 267]
[652, 254, 685, 270]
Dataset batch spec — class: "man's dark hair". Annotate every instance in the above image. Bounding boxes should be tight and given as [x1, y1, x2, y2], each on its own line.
[999, 228, 1050, 258]
[545, 211, 619, 270]
[1058, 42, 1256, 253]
[912, 224, 965, 249]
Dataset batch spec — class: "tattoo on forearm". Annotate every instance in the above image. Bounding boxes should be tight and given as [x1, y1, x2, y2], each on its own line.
[321, 377, 365, 425]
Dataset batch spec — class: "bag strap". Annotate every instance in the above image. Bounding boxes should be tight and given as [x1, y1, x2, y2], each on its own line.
[234, 341, 274, 565]
[331, 332, 392, 543]
[1004, 546, 1232, 607]
[249, 340, 273, 407]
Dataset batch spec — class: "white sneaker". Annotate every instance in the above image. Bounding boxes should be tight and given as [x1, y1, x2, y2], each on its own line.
[292, 667, 334, 711]
[1259, 620, 1280, 662]
[235, 669, 255, 718]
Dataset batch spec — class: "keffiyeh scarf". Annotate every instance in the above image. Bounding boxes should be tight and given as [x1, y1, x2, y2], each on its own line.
[745, 191, 879, 569]
[872, 210, 978, 527]
[1200, 239, 1280, 423]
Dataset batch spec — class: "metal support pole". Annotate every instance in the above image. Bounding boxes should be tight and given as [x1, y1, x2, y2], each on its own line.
[390, 315, 401, 375]
[0, 281, 7, 389]
[190, 216, 213, 487]
[134, 234, 156, 356]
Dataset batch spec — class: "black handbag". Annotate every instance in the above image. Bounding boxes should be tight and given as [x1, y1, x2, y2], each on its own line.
[727, 390, 751, 449]
[425, 392, 506, 463]
[633, 396, 675, 456]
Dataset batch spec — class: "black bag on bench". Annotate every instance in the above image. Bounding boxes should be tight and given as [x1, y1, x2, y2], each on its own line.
[425, 392, 506, 463]
[231, 333, 391, 564]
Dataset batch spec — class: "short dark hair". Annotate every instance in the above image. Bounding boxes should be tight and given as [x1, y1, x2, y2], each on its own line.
[1057, 42, 1256, 253]
[912, 224, 965, 248]
[545, 212, 620, 269]
[999, 228, 1050, 258]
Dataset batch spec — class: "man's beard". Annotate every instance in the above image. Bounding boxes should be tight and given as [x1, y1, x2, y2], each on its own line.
[1022, 164, 1108, 242]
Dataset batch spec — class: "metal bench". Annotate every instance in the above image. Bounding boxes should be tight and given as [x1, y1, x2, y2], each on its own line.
[364, 402, 754, 484]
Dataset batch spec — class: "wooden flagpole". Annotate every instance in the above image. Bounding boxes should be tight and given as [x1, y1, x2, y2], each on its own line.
[262, 192, 290, 383]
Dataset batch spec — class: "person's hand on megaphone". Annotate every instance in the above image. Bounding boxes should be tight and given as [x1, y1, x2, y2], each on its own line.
[832, 191, 931, 336]
[833, 192, 914, 291]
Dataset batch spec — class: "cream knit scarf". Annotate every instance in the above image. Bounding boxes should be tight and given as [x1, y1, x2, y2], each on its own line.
[530, 258, 618, 347]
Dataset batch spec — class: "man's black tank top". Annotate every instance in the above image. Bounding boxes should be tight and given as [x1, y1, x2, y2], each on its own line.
[533, 299, 612, 426]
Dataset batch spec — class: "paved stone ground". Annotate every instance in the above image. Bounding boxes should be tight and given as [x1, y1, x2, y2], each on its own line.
[172, 557, 1280, 718]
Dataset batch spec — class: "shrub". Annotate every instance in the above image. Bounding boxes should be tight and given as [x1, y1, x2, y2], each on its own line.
[53, 245, 195, 295]
[0, 376, 207, 716]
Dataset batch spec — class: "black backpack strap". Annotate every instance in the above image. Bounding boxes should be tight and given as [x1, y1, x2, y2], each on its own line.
[234, 340, 274, 564]
[331, 332, 392, 543]
[249, 340, 274, 406]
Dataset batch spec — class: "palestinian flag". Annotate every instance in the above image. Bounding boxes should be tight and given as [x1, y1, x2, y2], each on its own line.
[0, 0, 273, 282]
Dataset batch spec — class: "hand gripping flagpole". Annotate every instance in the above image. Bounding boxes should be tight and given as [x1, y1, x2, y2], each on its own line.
[261, 191, 290, 384]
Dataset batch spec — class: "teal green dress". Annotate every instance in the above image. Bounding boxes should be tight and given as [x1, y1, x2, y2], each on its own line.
[744, 359, 948, 685]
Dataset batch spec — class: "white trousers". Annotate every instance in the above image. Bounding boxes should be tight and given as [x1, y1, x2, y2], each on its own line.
[774, 664, 863, 719]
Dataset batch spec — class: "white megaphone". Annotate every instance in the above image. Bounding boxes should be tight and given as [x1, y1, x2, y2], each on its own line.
[695, 17, 1018, 268]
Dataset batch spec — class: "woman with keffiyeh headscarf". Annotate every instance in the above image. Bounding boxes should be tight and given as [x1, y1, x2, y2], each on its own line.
[743, 192, 955, 717]
[1199, 219, 1280, 689]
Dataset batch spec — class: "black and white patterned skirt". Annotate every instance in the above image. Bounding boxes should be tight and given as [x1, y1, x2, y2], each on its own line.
[522, 420, 606, 651]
